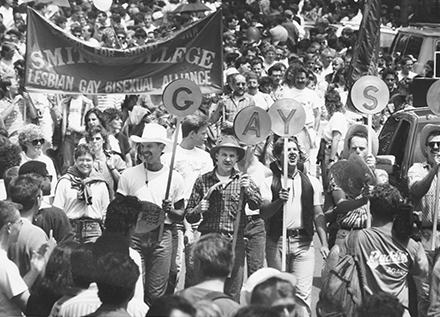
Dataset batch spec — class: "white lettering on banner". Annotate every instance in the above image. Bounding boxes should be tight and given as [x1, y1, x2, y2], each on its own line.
[30, 48, 88, 69]
[123, 44, 158, 56]
[104, 77, 153, 93]
[144, 47, 216, 69]
[162, 71, 212, 87]
[79, 80, 101, 94]
[27, 69, 74, 90]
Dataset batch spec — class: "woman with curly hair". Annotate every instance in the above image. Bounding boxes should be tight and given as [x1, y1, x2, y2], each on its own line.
[86, 124, 126, 200]
[18, 123, 57, 200]
[318, 88, 348, 189]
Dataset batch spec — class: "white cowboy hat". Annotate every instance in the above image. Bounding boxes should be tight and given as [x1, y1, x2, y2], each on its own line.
[130, 123, 173, 152]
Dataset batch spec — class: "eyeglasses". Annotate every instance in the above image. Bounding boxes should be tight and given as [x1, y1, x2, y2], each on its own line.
[45, 175, 53, 181]
[30, 138, 45, 146]
[428, 141, 440, 149]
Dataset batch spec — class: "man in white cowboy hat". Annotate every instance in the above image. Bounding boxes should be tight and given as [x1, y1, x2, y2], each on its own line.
[185, 135, 262, 302]
[117, 123, 185, 305]
[408, 124, 440, 317]
[328, 123, 380, 249]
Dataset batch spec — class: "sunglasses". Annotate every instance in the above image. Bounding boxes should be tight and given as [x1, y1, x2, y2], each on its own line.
[30, 138, 45, 146]
[428, 141, 440, 149]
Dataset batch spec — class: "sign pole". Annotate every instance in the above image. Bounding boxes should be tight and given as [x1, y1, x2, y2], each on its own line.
[282, 137, 289, 272]
[231, 106, 272, 275]
[161, 79, 202, 241]
[426, 79, 440, 251]
[366, 114, 373, 228]
[351, 76, 389, 230]
[164, 117, 181, 201]
[268, 99, 306, 272]
[432, 171, 440, 251]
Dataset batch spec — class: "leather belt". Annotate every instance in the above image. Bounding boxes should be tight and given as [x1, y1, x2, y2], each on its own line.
[246, 215, 260, 222]
[287, 228, 308, 237]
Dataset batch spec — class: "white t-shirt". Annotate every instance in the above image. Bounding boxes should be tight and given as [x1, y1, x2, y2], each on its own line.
[162, 145, 213, 202]
[0, 249, 27, 316]
[281, 87, 324, 127]
[322, 112, 348, 155]
[117, 164, 185, 224]
[129, 247, 144, 302]
[261, 173, 323, 230]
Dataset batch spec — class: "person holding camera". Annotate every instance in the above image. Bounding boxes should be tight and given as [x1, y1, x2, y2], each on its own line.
[341, 184, 428, 317]
[408, 124, 440, 317]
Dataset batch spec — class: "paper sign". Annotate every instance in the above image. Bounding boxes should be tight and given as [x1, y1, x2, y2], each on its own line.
[351, 76, 389, 115]
[233, 106, 271, 145]
[427, 79, 440, 115]
[268, 99, 306, 137]
[163, 79, 202, 116]
[135, 201, 165, 234]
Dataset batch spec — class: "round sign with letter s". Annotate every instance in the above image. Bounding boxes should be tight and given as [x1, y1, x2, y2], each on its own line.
[351, 76, 389, 115]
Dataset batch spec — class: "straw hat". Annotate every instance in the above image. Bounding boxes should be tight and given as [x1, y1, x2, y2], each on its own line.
[209, 135, 245, 162]
[342, 124, 379, 159]
[130, 123, 172, 152]
[420, 124, 440, 158]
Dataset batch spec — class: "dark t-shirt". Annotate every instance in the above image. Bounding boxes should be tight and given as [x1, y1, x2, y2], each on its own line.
[176, 286, 240, 317]
[34, 206, 75, 243]
[345, 226, 425, 308]
[116, 132, 131, 157]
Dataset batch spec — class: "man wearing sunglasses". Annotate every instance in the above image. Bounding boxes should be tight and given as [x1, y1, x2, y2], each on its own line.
[408, 124, 440, 317]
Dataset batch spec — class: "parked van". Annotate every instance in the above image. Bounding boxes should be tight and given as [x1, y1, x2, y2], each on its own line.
[377, 107, 440, 197]
[389, 24, 440, 75]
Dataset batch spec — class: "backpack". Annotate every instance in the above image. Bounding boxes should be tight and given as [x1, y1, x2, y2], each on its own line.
[318, 231, 365, 317]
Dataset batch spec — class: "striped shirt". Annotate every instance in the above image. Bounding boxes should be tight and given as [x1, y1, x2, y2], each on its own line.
[49, 283, 148, 317]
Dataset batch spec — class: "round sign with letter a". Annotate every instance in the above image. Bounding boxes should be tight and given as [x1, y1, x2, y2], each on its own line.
[162, 79, 202, 116]
[268, 99, 306, 137]
[427, 79, 440, 116]
[351, 76, 389, 115]
[233, 106, 271, 145]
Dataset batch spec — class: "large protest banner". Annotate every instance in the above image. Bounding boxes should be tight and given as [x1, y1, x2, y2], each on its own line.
[25, 8, 223, 95]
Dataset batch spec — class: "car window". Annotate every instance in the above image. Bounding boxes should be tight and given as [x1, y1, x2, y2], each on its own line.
[389, 120, 410, 172]
[391, 34, 409, 56]
[379, 115, 400, 155]
[436, 40, 440, 51]
[405, 36, 423, 60]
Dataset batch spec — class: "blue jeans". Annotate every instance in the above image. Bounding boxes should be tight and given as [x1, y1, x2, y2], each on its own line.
[244, 217, 266, 277]
[266, 234, 315, 316]
[184, 230, 201, 288]
[69, 219, 102, 243]
[132, 226, 173, 306]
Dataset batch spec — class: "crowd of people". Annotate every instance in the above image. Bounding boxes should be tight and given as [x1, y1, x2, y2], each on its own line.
[0, 0, 439, 316]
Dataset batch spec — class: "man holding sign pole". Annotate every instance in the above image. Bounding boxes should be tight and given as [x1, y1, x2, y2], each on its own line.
[260, 137, 329, 316]
[185, 135, 262, 302]
[117, 123, 185, 305]
[408, 124, 440, 317]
